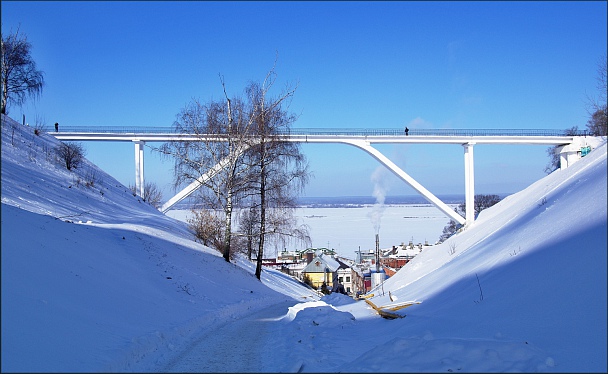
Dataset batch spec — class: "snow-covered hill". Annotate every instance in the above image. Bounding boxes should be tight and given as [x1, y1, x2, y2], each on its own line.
[1, 115, 318, 372]
[342, 133, 608, 372]
[2, 113, 606, 372]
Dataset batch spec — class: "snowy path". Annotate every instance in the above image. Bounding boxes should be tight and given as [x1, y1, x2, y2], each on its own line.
[159, 300, 297, 373]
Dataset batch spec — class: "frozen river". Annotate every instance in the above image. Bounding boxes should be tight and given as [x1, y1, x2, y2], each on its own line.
[294, 204, 454, 259]
[166, 204, 455, 260]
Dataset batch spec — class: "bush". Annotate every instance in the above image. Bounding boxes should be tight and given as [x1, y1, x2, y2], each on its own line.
[320, 282, 330, 295]
[33, 115, 45, 136]
[438, 194, 501, 242]
[188, 209, 224, 251]
[129, 181, 163, 208]
[56, 141, 85, 170]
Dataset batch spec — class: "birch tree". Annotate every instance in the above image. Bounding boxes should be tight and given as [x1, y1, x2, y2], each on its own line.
[159, 68, 310, 271]
[243, 71, 311, 280]
[1, 27, 45, 115]
[160, 79, 255, 262]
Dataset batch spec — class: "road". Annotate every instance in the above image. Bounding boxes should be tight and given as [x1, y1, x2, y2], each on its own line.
[159, 300, 298, 373]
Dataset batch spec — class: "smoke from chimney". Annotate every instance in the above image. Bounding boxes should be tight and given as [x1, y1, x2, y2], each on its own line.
[369, 166, 389, 234]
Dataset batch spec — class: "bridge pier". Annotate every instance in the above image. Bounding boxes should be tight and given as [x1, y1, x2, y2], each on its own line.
[463, 143, 475, 226]
[134, 140, 145, 198]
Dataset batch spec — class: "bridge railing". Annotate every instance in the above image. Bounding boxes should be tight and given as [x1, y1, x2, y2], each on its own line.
[49, 126, 592, 137]
[284, 128, 591, 136]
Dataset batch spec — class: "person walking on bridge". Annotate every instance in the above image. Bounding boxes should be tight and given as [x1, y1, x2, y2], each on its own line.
[54, 122, 58, 132]
[404, 127, 409, 136]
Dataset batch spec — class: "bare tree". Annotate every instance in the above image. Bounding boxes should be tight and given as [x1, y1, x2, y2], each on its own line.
[242, 69, 311, 280]
[236, 204, 260, 260]
[56, 141, 85, 171]
[32, 114, 46, 136]
[188, 208, 224, 249]
[1, 27, 45, 114]
[158, 78, 256, 262]
[471, 194, 501, 216]
[587, 108, 607, 136]
[158, 65, 310, 270]
[586, 54, 607, 136]
[439, 194, 501, 242]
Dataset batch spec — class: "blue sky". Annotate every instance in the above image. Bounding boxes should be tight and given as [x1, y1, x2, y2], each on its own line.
[2, 1, 606, 200]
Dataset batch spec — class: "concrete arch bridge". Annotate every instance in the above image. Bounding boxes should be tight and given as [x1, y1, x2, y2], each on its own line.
[52, 127, 599, 227]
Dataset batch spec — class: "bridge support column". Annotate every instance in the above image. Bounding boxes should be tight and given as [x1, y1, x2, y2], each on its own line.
[134, 140, 145, 198]
[463, 142, 475, 226]
[160, 144, 252, 213]
[160, 154, 231, 213]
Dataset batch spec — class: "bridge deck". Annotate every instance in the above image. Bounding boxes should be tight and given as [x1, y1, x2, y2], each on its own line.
[48, 126, 587, 136]
[52, 127, 581, 145]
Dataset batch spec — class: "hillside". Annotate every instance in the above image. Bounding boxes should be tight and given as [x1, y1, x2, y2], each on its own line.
[343, 133, 608, 371]
[2, 113, 607, 372]
[0, 115, 318, 372]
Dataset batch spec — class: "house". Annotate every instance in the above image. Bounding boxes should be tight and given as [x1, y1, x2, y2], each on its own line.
[268, 247, 366, 296]
[336, 266, 354, 294]
[379, 241, 432, 276]
[267, 248, 344, 282]
[350, 266, 365, 296]
[276, 250, 298, 263]
[355, 249, 376, 264]
[301, 250, 349, 289]
[298, 247, 336, 263]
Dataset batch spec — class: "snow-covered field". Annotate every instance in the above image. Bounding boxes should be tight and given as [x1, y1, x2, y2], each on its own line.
[2, 114, 607, 372]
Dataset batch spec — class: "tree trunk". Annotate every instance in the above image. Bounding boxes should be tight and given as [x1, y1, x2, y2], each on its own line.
[247, 223, 253, 261]
[255, 143, 267, 280]
[222, 190, 233, 262]
[1, 80, 8, 114]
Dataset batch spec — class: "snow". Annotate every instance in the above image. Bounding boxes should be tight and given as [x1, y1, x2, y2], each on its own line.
[2, 114, 607, 372]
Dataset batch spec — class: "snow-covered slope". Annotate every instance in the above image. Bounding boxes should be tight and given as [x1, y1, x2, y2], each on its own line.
[2, 113, 606, 373]
[344, 135, 607, 372]
[1, 114, 317, 372]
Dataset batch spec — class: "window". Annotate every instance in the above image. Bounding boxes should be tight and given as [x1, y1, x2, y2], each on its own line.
[346, 276, 350, 282]
[339, 277, 343, 283]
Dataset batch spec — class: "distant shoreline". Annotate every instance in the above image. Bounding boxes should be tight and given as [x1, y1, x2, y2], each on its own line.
[300, 193, 513, 206]
[170, 193, 511, 211]
[296, 195, 460, 208]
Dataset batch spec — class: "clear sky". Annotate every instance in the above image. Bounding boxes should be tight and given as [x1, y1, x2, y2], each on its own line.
[2, 1, 606, 201]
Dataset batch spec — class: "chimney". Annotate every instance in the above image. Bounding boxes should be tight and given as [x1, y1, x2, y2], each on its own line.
[306, 252, 313, 264]
[375, 234, 380, 272]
